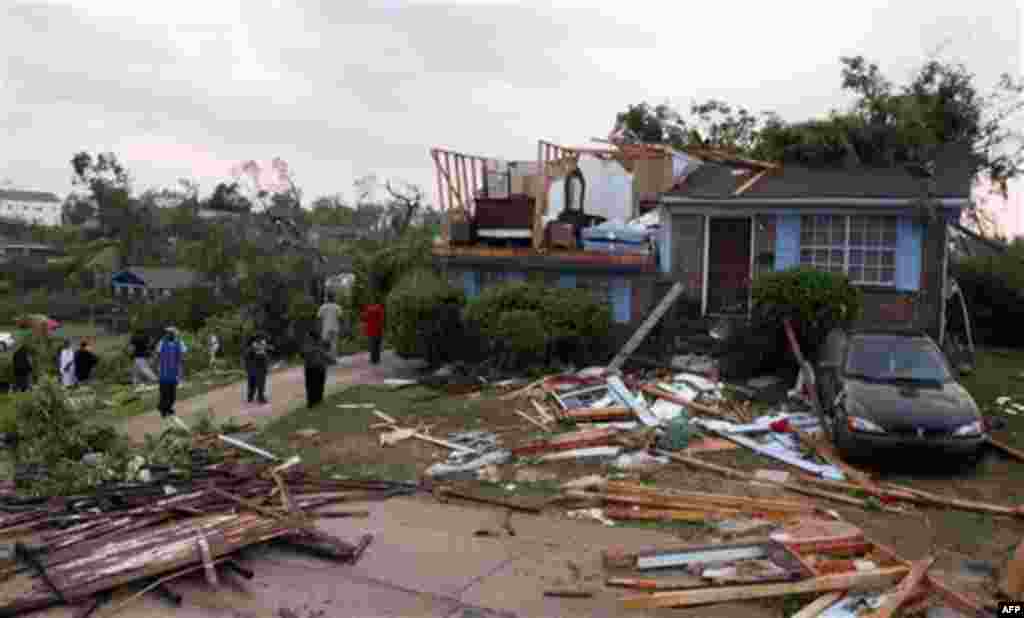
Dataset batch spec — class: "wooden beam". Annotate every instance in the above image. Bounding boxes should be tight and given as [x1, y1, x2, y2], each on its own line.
[734, 169, 769, 196]
[640, 385, 732, 419]
[990, 437, 1024, 463]
[619, 566, 910, 609]
[863, 556, 934, 618]
[469, 157, 479, 204]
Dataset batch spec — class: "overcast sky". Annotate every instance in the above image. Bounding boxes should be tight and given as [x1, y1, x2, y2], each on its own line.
[2, 0, 1022, 231]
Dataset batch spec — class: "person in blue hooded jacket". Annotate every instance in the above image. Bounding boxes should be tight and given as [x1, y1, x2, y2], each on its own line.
[156, 327, 189, 432]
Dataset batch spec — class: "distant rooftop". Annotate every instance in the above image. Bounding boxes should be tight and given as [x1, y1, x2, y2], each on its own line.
[0, 189, 61, 203]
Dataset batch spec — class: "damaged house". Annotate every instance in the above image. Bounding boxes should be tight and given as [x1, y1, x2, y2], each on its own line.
[432, 140, 973, 342]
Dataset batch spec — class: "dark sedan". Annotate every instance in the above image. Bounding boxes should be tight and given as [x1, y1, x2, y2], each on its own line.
[815, 329, 986, 460]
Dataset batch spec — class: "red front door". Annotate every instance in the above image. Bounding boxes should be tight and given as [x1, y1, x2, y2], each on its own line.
[707, 218, 752, 315]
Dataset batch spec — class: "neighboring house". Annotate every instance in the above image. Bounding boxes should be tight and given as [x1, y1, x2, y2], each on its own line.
[0, 190, 62, 227]
[0, 237, 64, 264]
[110, 267, 199, 300]
[654, 142, 972, 338]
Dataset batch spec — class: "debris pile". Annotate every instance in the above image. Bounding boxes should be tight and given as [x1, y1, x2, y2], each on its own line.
[0, 457, 414, 616]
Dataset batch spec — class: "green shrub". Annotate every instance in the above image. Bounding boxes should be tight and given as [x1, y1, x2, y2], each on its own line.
[464, 281, 612, 370]
[385, 269, 465, 364]
[752, 266, 863, 362]
[494, 309, 546, 367]
[351, 241, 432, 312]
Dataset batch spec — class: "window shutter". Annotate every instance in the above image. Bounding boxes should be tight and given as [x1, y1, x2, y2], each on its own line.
[775, 214, 800, 270]
[611, 277, 631, 323]
[659, 209, 672, 273]
[462, 271, 480, 299]
[895, 216, 922, 292]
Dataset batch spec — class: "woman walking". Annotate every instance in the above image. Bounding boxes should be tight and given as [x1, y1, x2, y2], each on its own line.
[302, 331, 330, 408]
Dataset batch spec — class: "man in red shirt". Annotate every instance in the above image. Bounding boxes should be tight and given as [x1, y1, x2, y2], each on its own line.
[361, 303, 385, 364]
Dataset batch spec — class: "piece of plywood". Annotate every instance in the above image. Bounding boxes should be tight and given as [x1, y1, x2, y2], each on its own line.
[619, 566, 909, 609]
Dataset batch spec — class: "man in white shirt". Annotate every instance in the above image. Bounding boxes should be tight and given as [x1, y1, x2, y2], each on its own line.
[317, 295, 343, 361]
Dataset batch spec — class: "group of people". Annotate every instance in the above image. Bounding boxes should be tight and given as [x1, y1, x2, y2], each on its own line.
[9, 338, 99, 392]
[4, 293, 387, 432]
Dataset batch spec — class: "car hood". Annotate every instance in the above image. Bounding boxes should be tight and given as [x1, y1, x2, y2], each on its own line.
[844, 379, 980, 432]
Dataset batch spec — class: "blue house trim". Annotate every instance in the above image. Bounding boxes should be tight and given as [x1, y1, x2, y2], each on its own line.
[557, 273, 576, 288]
[611, 278, 631, 324]
[462, 271, 480, 299]
[895, 216, 922, 292]
[658, 210, 672, 273]
[775, 214, 801, 270]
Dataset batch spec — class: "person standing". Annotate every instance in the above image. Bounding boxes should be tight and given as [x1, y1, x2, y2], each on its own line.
[128, 332, 157, 385]
[317, 294, 343, 361]
[208, 333, 221, 370]
[361, 302, 385, 365]
[244, 334, 270, 404]
[58, 340, 76, 388]
[73, 339, 99, 385]
[11, 342, 33, 392]
[302, 331, 330, 408]
[156, 327, 189, 432]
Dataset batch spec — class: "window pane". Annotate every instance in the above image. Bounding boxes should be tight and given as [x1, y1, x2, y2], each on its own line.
[866, 252, 879, 266]
[815, 249, 828, 262]
[815, 229, 829, 245]
[801, 228, 813, 244]
[881, 251, 894, 266]
[865, 268, 879, 283]
[849, 249, 864, 265]
[830, 249, 844, 263]
[830, 265, 844, 274]
[883, 224, 897, 246]
[815, 215, 829, 227]
[800, 249, 812, 263]
[830, 220, 845, 243]
[881, 267, 895, 283]
[849, 266, 863, 282]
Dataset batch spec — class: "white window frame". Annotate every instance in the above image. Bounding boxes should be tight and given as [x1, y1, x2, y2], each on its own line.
[800, 214, 897, 286]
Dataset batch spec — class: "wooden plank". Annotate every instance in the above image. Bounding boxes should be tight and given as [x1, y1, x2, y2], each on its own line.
[989, 437, 1024, 463]
[604, 506, 735, 523]
[565, 407, 633, 422]
[641, 385, 731, 418]
[619, 566, 910, 609]
[604, 482, 816, 511]
[515, 409, 552, 432]
[607, 282, 686, 371]
[863, 556, 934, 618]
[734, 169, 769, 196]
[439, 487, 544, 513]
[431, 150, 447, 212]
[791, 592, 845, 618]
[793, 428, 876, 490]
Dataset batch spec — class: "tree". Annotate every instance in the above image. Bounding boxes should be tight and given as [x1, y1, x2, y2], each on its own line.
[384, 180, 424, 236]
[204, 182, 252, 213]
[309, 194, 355, 227]
[62, 195, 96, 225]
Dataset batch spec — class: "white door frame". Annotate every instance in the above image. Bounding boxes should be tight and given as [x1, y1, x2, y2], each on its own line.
[701, 214, 756, 318]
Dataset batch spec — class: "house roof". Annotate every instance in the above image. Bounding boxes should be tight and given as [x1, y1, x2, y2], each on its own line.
[0, 190, 61, 203]
[666, 143, 974, 201]
[114, 267, 197, 289]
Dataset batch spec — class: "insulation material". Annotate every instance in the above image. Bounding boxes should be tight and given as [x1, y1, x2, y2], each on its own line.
[576, 156, 634, 223]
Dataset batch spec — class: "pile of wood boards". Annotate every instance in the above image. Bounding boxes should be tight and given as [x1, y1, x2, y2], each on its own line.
[0, 461, 415, 616]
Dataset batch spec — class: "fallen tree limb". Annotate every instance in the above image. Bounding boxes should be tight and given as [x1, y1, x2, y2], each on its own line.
[988, 437, 1024, 464]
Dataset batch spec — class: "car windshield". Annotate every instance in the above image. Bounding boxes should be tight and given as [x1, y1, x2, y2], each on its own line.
[844, 336, 952, 383]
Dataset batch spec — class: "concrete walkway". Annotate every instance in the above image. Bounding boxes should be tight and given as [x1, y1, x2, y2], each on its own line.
[33, 496, 771, 618]
[122, 351, 426, 440]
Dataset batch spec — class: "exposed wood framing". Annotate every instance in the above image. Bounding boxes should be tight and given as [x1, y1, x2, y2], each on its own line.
[734, 169, 770, 196]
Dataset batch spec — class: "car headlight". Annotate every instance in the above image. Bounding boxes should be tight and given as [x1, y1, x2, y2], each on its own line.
[847, 415, 886, 434]
[953, 421, 984, 437]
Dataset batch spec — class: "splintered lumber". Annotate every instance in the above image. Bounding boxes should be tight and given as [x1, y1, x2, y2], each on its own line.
[619, 566, 910, 609]
[0, 512, 299, 616]
[438, 486, 544, 513]
[511, 429, 620, 456]
[792, 428, 876, 490]
[863, 556, 934, 618]
[790, 592, 845, 618]
[515, 409, 552, 432]
[657, 451, 908, 514]
[603, 506, 725, 523]
[606, 576, 706, 591]
[604, 481, 818, 512]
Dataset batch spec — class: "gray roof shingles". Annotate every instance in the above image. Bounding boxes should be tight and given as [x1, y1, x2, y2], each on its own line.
[667, 143, 975, 200]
